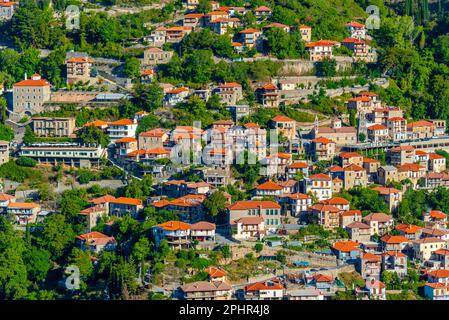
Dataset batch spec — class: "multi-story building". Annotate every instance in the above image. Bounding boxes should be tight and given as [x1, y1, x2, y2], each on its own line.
[0, 193, 15, 212]
[231, 216, 265, 240]
[66, 54, 93, 84]
[281, 193, 312, 219]
[215, 82, 243, 105]
[6, 202, 41, 225]
[362, 212, 394, 236]
[407, 120, 435, 139]
[373, 187, 402, 213]
[313, 118, 357, 147]
[183, 13, 204, 28]
[423, 210, 447, 229]
[76, 231, 117, 254]
[346, 221, 371, 242]
[0, 140, 9, 165]
[412, 237, 447, 261]
[387, 117, 407, 141]
[19, 142, 105, 168]
[258, 83, 280, 108]
[152, 220, 192, 249]
[428, 153, 446, 173]
[244, 281, 284, 300]
[143, 47, 174, 65]
[305, 40, 340, 61]
[227, 200, 281, 231]
[303, 173, 333, 201]
[238, 28, 263, 49]
[367, 124, 389, 143]
[312, 137, 336, 161]
[0, 0, 17, 20]
[342, 164, 367, 190]
[107, 119, 138, 142]
[358, 252, 382, 280]
[254, 6, 272, 20]
[138, 128, 168, 150]
[254, 181, 283, 197]
[381, 251, 408, 278]
[271, 115, 296, 140]
[180, 281, 232, 300]
[31, 117, 76, 137]
[309, 203, 341, 230]
[387, 145, 415, 166]
[298, 24, 312, 42]
[13, 74, 51, 116]
[109, 197, 143, 218]
[377, 165, 399, 185]
[190, 221, 216, 242]
[341, 38, 368, 58]
[346, 21, 366, 39]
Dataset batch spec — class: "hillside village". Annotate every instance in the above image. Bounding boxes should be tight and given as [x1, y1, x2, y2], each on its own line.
[1, 0, 449, 301]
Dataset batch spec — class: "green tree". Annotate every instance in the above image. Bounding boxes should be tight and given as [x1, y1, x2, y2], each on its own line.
[37, 214, 75, 260]
[22, 126, 36, 145]
[133, 82, 164, 111]
[317, 58, 337, 77]
[0, 217, 29, 299]
[123, 56, 141, 79]
[77, 125, 110, 148]
[23, 247, 51, 284]
[196, 0, 212, 13]
[68, 248, 93, 280]
[203, 191, 227, 217]
[0, 124, 14, 142]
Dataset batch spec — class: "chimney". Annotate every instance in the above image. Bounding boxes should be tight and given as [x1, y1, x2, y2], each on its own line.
[24, 72, 27, 80]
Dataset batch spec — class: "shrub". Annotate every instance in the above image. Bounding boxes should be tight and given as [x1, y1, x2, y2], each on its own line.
[16, 156, 37, 167]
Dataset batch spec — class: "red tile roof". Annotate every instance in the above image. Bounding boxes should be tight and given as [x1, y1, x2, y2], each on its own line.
[115, 137, 137, 143]
[190, 221, 216, 231]
[245, 281, 283, 292]
[288, 193, 310, 200]
[256, 180, 283, 191]
[254, 6, 272, 12]
[346, 21, 365, 28]
[288, 162, 308, 169]
[332, 241, 360, 252]
[429, 210, 447, 220]
[109, 119, 135, 126]
[339, 152, 362, 159]
[272, 115, 295, 122]
[309, 173, 331, 181]
[111, 197, 143, 206]
[427, 269, 449, 278]
[0, 193, 15, 201]
[380, 235, 409, 244]
[157, 220, 190, 231]
[227, 200, 280, 210]
[321, 197, 350, 206]
[395, 224, 422, 234]
[305, 40, 340, 47]
[239, 28, 261, 34]
[363, 212, 393, 223]
[90, 195, 116, 205]
[232, 216, 264, 225]
[341, 210, 362, 217]
[362, 252, 381, 262]
[368, 124, 387, 131]
[205, 266, 227, 278]
[312, 136, 335, 144]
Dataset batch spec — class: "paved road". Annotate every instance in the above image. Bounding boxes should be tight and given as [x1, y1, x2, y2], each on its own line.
[55, 179, 127, 193]
[84, 1, 167, 16]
